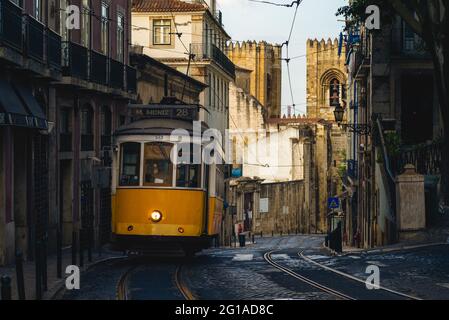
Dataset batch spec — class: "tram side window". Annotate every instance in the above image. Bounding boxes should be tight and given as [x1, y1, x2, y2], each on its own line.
[176, 144, 201, 188]
[120, 142, 141, 186]
[144, 142, 173, 187]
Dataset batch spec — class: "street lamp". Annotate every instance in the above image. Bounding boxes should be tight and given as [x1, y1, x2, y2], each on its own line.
[333, 103, 371, 135]
[333, 104, 345, 125]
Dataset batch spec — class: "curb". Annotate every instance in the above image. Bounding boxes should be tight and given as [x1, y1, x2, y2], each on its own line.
[48, 255, 127, 300]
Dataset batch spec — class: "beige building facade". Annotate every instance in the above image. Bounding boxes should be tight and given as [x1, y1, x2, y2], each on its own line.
[131, 0, 234, 138]
[306, 38, 348, 233]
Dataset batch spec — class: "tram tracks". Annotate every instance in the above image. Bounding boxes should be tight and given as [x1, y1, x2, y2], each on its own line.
[264, 251, 355, 300]
[264, 250, 420, 300]
[116, 260, 196, 300]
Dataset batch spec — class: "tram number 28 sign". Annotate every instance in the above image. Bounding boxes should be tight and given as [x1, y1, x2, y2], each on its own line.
[131, 105, 199, 121]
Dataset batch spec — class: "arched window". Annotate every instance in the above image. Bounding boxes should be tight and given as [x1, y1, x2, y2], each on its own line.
[329, 78, 340, 106]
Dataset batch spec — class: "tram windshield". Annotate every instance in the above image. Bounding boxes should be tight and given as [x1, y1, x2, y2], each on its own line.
[176, 143, 201, 188]
[143, 142, 173, 187]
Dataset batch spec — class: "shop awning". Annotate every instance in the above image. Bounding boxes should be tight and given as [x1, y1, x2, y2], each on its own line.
[14, 84, 48, 129]
[0, 78, 30, 127]
[0, 78, 47, 129]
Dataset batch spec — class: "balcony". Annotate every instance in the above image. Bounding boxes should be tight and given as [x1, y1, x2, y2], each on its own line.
[47, 29, 61, 69]
[109, 59, 124, 90]
[190, 43, 235, 79]
[89, 50, 108, 85]
[0, 0, 23, 52]
[60, 133, 72, 152]
[81, 134, 94, 152]
[24, 14, 44, 62]
[126, 65, 137, 93]
[62, 41, 88, 80]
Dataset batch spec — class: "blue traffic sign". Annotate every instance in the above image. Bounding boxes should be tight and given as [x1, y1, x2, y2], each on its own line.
[328, 197, 340, 209]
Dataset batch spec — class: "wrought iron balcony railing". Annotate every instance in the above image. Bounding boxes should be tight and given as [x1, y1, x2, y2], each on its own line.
[392, 142, 443, 176]
[89, 50, 108, 85]
[190, 43, 235, 78]
[62, 41, 88, 80]
[24, 14, 45, 62]
[0, 0, 23, 52]
[126, 65, 137, 93]
[47, 28, 61, 69]
[109, 59, 124, 89]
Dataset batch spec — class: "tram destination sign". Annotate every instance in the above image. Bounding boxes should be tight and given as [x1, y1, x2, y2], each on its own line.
[129, 104, 199, 121]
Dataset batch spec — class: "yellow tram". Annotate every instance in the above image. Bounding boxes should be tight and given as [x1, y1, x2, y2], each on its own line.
[111, 104, 224, 255]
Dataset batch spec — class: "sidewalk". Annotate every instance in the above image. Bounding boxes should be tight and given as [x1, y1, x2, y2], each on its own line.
[0, 246, 123, 300]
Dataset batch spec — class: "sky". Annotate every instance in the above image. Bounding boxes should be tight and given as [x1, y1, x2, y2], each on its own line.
[217, 0, 347, 116]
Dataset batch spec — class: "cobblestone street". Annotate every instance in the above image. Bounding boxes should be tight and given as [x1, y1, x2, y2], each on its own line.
[54, 236, 449, 300]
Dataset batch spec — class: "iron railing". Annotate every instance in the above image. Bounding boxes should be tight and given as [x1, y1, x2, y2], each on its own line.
[47, 28, 61, 69]
[0, 0, 23, 51]
[89, 50, 108, 85]
[109, 59, 124, 89]
[392, 142, 443, 176]
[126, 65, 137, 93]
[24, 14, 45, 62]
[62, 41, 88, 80]
[373, 114, 397, 228]
[190, 43, 235, 78]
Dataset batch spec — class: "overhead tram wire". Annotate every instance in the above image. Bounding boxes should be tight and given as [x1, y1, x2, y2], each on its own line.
[279, 0, 303, 114]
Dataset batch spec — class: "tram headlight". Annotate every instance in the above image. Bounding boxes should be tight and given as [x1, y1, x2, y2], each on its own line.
[150, 210, 163, 222]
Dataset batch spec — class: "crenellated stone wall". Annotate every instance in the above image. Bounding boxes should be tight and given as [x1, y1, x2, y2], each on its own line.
[227, 41, 282, 117]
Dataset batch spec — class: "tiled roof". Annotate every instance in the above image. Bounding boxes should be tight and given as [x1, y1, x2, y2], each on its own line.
[132, 0, 206, 13]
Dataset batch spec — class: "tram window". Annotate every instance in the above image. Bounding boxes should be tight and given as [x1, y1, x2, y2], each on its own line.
[143, 142, 173, 187]
[175, 144, 201, 188]
[120, 142, 141, 186]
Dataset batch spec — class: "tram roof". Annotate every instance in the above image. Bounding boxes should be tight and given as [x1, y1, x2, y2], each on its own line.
[114, 118, 209, 137]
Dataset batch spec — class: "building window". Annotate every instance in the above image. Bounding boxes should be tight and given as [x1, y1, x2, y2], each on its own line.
[117, 13, 125, 62]
[81, 0, 91, 48]
[101, 2, 109, 55]
[153, 19, 171, 45]
[143, 142, 174, 187]
[329, 78, 340, 107]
